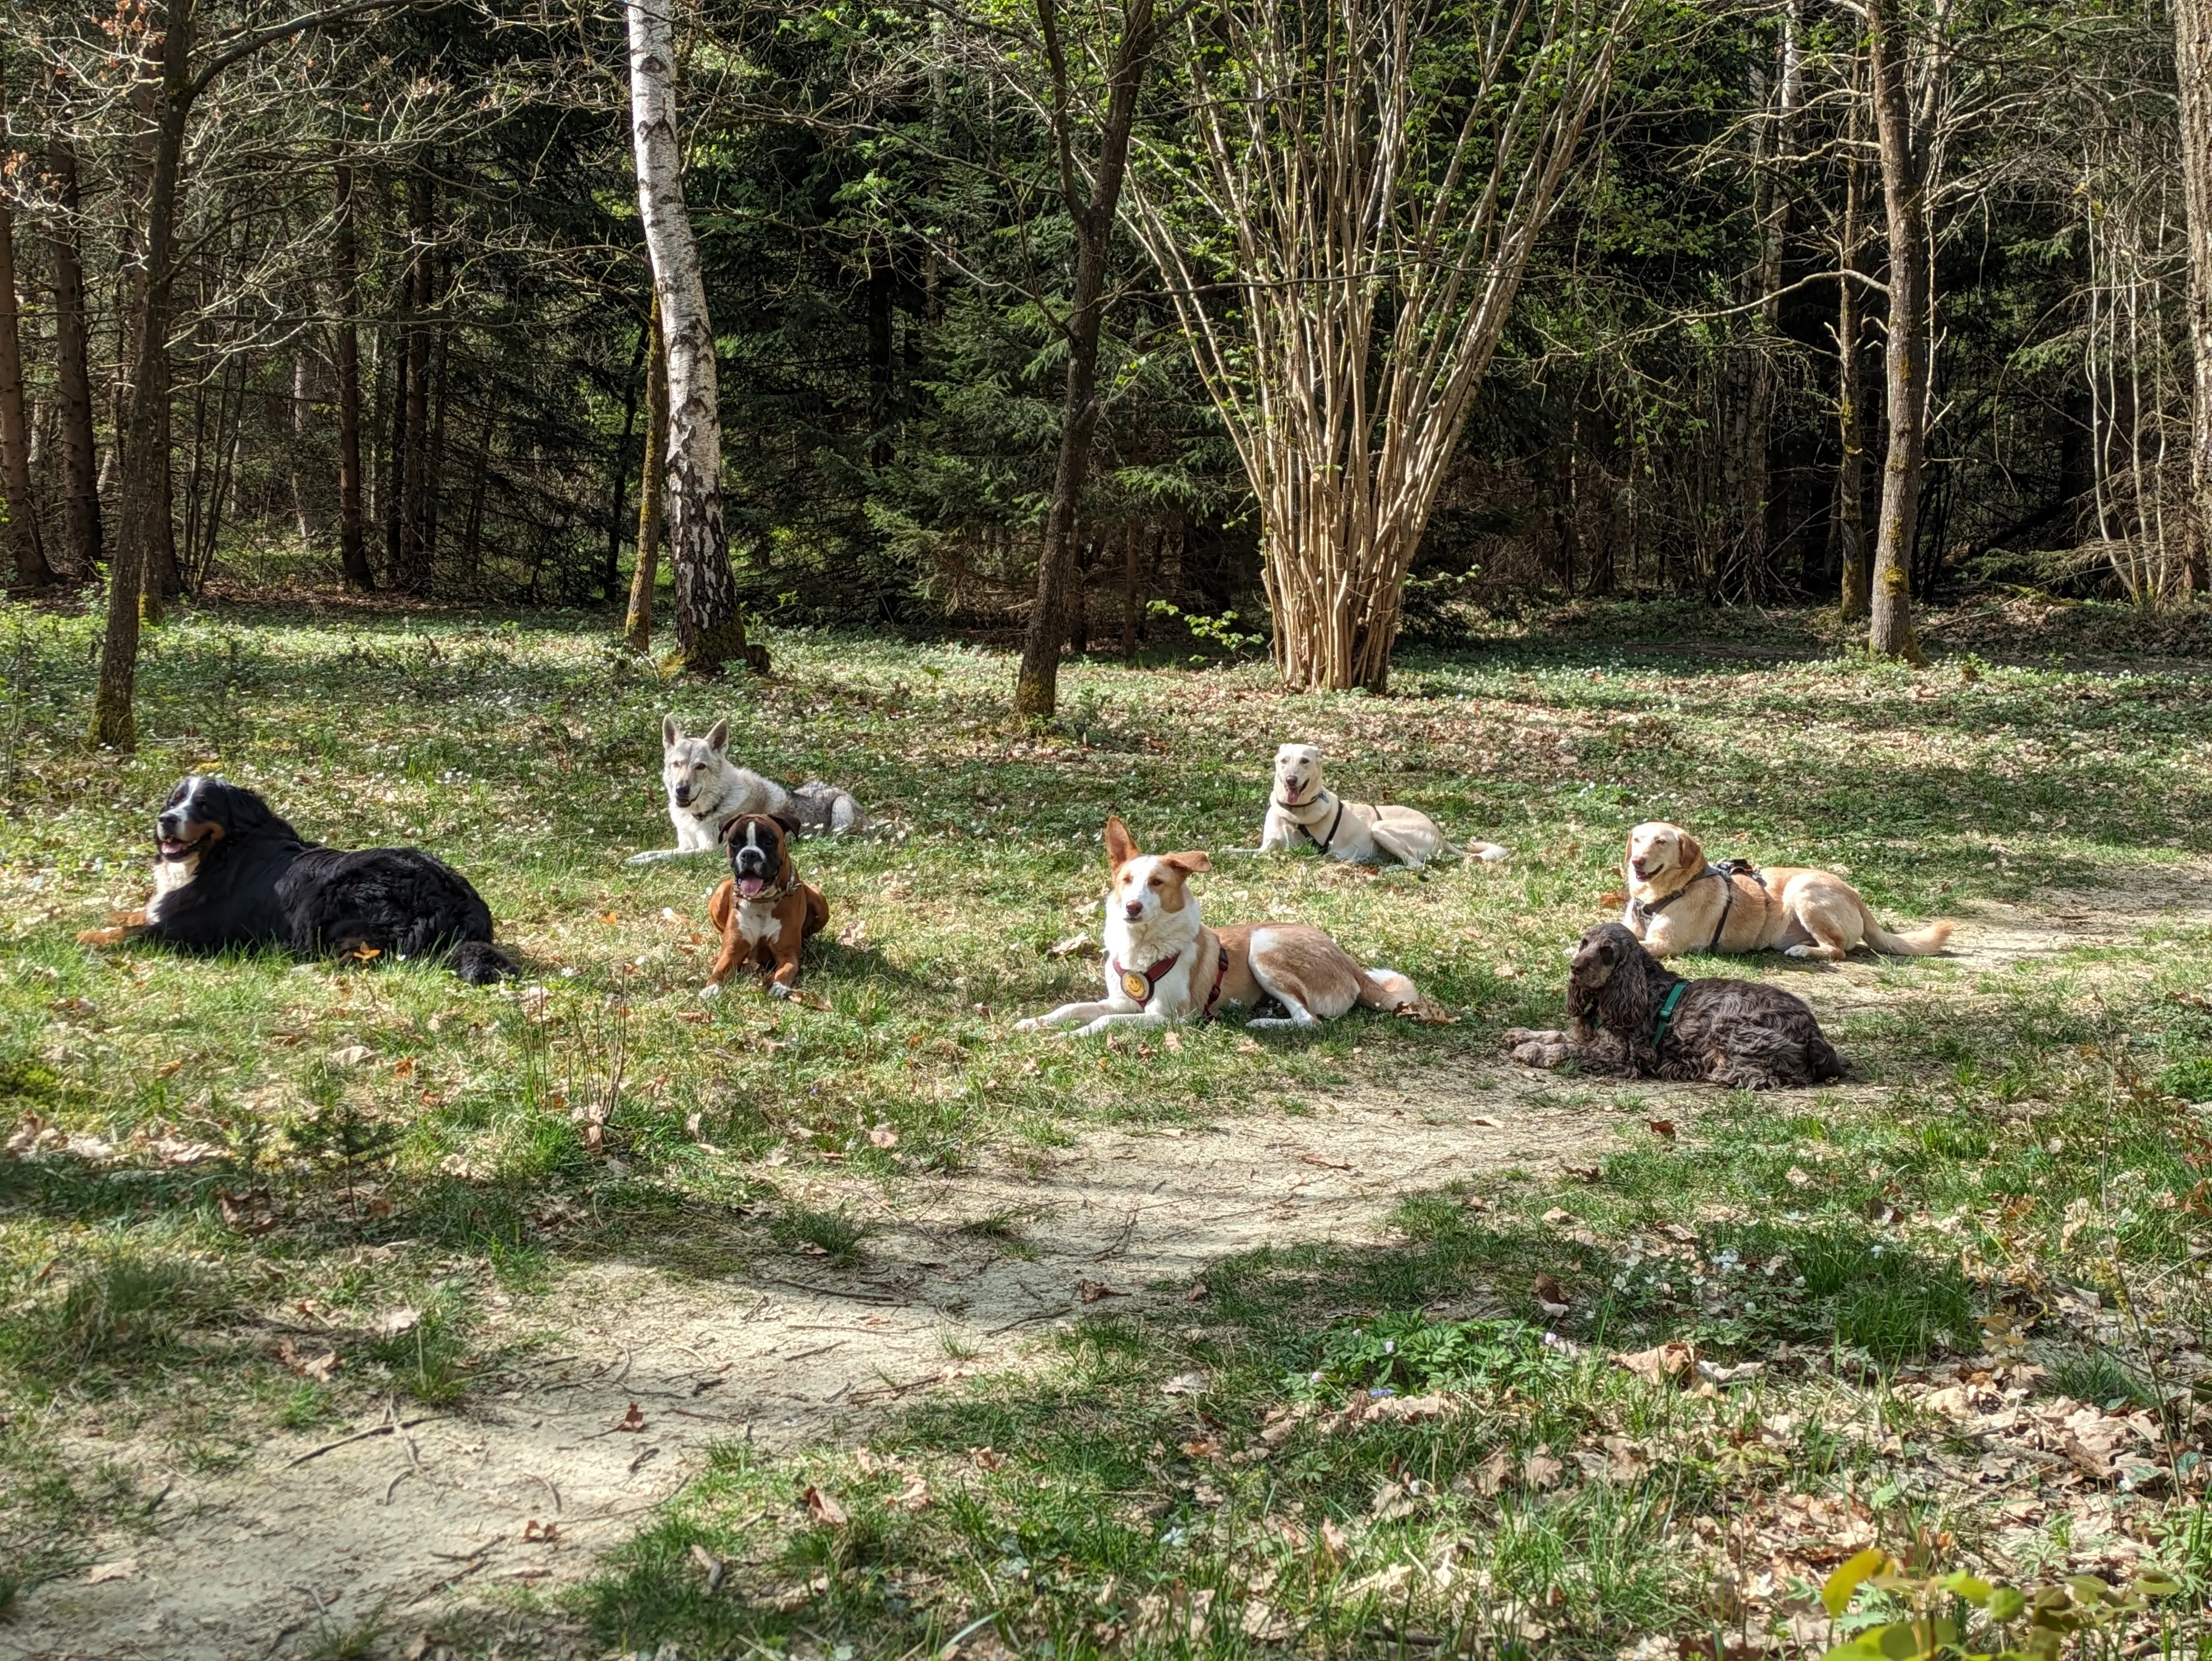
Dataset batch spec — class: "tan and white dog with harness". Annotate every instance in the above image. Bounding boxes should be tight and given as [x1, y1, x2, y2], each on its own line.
[1252, 743, 1507, 868]
[1621, 821, 1952, 961]
[1017, 816, 1423, 1037]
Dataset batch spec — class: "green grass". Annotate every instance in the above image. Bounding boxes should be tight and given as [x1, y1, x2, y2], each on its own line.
[2, 593, 2211, 1651]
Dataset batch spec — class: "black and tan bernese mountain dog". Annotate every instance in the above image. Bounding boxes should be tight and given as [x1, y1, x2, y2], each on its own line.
[77, 776, 515, 983]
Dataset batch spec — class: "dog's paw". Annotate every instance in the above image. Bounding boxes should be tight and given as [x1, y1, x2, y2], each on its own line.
[1473, 843, 1511, 863]
[1014, 1016, 1043, 1032]
[768, 982, 793, 1000]
[698, 982, 724, 1001]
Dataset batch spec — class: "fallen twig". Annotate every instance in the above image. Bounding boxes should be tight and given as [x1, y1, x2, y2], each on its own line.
[286, 1412, 445, 1467]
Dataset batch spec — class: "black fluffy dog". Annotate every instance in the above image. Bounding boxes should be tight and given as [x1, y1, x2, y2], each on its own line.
[77, 776, 515, 984]
[1504, 922, 1843, 1089]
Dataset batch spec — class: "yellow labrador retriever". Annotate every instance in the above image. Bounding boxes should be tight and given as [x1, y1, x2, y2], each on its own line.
[1252, 743, 1508, 868]
[1622, 821, 1952, 961]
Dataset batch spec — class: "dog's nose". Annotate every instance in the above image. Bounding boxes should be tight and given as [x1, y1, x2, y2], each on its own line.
[1123, 902, 1143, 920]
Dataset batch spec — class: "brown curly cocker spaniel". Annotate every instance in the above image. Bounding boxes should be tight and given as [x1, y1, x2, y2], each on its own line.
[1504, 922, 1845, 1090]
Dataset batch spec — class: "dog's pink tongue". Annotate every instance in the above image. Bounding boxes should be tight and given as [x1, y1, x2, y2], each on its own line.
[738, 875, 767, 897]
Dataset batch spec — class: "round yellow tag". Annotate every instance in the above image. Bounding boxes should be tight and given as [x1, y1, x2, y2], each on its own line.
[1121, 970, 1152, 1001]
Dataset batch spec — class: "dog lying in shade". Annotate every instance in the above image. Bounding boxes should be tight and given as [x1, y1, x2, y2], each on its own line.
[1504, 922, 1844, 1090]
[75, 776, 515, 983]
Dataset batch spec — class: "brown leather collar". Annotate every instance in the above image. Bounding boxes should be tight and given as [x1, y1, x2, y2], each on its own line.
[1199, 945, 1230, 1019]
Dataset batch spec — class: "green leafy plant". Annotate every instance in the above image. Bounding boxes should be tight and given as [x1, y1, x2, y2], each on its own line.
[1820, 1547, 2186, 1660]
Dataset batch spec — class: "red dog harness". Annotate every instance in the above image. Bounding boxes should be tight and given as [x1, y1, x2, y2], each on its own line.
[1113, 946, 1234, 1019]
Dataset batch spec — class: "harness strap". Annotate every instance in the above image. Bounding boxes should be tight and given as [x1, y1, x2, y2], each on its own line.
[1112, 952, 1182, 1007]
[1199, 945, 1231, 1020]
[1650, 982, 1688, 1048]
[1703, 861, 1768, 952]
[1300, 797, 1347, 855]
[1631, 864, 1724, 928]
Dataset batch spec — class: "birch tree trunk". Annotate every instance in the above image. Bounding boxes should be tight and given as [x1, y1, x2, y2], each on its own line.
[1866, 0, 1930, 662]
[1010, 0, 1158, 718]
[2178, 0, 2212, 588]
[624, 296, 668, 651]
[395, 175, 433, 593]
[625, 0, 760, 674]
[1128, 0, 1633, 691]
[49, 133, 102, 578]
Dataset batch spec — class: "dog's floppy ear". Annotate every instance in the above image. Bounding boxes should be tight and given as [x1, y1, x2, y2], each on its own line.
[1161, 851, 1211, 876]
[706, 719, 730, 755]
[1104, 815, 1138, 869]
[664, 714, 681, 748]
[719, 813, 746, 847]
[1674, 828, 1704, 873]
[771, 812, 801, 842]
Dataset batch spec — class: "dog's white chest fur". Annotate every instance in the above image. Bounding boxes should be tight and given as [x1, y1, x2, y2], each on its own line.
[736, 897, 784, 948]
[146, 852, 199, 922]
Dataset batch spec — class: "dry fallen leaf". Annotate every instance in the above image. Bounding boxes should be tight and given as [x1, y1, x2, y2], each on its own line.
[892, 1473, 931, 1511]
[1523, 1449, 1565, 1490]
[1319, 1518, 1351, 1559]
[1047, 932, 1093, 958]
[969, 1446, 1006, 1471]
[804, 1485, 849, 1526]
[613, 1401, 646, 1433]
[1646, 1118, 1676, 1139]
[1161, 1370, 1209, 1396]
[87, 1559, 137, 1584]
[1079, 1278, 1125, 1303]
[1785, 1165, 1813, 1188]
[275, 1338, 340, 1382]
[1470, 1114, 1504, 1128]
[689, 1541, 726, 1592]
[868, 1124, 900, 1149]
[522, 1518, 562, 1543]
[1473, 1446, 1513, 1496]
[1534, 1273, 1571, 1316]
[1615, 1340, 1698, 1387]
[329, 1044, 374, 1067]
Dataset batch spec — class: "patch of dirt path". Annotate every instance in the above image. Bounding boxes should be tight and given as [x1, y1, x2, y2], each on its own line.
[17, 869, 2209, 1661]
[6, 1067, 1612, 1661]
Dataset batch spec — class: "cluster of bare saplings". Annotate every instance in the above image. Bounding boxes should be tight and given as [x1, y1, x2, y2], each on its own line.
[1, 0, 2209, 734]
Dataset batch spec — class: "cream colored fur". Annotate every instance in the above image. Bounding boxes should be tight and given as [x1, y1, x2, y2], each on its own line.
[1248, 743, 1506, 867]
[1621, 820, 1953, 961]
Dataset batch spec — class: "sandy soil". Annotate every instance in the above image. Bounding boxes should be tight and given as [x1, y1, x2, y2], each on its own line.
[9, 865, 2207, 1661]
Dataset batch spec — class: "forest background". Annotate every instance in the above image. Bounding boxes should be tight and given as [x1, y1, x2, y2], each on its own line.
[0, 0, 2209, 705]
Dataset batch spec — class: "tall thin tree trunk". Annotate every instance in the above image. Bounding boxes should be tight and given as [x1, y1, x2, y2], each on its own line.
[1726, 0, 1800, 603]
[89, 0, 196, 749]
[1836, 67, 1872, 620]
[2178, 0, 2212, 588]
[624, 295, 667, 652]
[1866, 0, 1930, 663]
[0, 89, 55, 588]
[868, 253, 895, 469]
[333, 164, 372, 589]
[148, 350, 180, 602]
[396, 174, 433, 593]
[424, 330, 447, 565]
[49, 134, 101, 578]
[1121, 526, 1141, 659]
[290, 348, 323, 543]
[1012, 0, 1157, 717]
[606, 313, 646, 598]
[383, 314, 406, 576]
[626, 0, 761, 673]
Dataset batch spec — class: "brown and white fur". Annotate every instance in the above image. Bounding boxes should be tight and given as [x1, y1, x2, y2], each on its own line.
[1016, 816, 1420, 1037]
[702, 812, 829, 999]
[1621, 821, 1952, 961]
[628, 716, 863, 866]
[1248, 743, 1506, 868]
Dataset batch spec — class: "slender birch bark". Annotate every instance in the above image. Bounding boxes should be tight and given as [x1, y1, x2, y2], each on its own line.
[1128, 0, 1635, 690]
[1011, 0, 1159, 718]
[395, 174, 434, 593]
[2177, 0, 2212, 587]
[624, 296, 668, 652]
[1867, 0, 1930, 662]
[625, 0, 760, 673]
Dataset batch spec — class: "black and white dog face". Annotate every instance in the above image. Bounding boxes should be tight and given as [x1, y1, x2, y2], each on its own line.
[157, 775, 271, 862]
[723, 812, 798, 899]
[662, 716, 731, 810]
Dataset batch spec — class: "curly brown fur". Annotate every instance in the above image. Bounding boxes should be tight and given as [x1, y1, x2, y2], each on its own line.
[1504, 922, 1845, 1090]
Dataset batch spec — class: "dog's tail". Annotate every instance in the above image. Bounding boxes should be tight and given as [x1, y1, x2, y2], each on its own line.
[451, 940, 517, 985]
[1357, 965, 1420, 1012]
[1858, 904, 1953, 956]
[794, 781, 867, 836]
